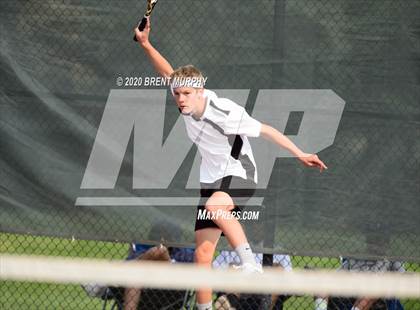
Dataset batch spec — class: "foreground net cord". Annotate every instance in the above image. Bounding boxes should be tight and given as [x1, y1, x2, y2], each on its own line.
[1, 255, 419, 298]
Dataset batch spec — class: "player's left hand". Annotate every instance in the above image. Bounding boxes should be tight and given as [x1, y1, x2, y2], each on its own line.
[299, 153, 328, 172]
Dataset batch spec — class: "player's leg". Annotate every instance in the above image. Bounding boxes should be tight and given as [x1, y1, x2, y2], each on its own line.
[205, 191, 260, 272]
[195, 227, 222, 309]
[205, 191, 247, 247]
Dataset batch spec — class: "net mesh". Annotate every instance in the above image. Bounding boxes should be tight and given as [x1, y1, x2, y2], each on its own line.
[1, 254, 419, 310]
[1, 236, 420, 309]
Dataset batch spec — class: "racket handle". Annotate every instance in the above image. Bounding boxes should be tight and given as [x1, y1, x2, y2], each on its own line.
[133, 17, 148, 42]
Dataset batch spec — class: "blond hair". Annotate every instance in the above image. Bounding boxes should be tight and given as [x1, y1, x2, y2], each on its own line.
[170, 65, 204, 81]
[169, 65, 206, 94]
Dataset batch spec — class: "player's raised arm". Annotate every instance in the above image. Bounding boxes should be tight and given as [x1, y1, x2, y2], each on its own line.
[260, 124, 328, 172]
[134, 18, 174, 78]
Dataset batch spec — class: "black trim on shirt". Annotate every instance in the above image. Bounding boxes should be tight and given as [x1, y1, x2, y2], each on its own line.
[228, 135, 256, 181]
[203, 118, 224, 135]
[209, 101, 230, 115]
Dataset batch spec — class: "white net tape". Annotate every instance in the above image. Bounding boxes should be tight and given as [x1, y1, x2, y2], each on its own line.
[1, 255, 419, 298]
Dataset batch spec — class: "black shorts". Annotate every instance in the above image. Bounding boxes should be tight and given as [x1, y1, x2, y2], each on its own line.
[194, 176, 256, 231]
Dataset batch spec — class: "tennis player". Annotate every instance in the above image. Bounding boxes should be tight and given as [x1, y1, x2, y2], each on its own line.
[135, 18, 327, 310]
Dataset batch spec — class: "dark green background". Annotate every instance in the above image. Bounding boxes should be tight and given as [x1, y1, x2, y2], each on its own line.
[1, 0, 419, 261]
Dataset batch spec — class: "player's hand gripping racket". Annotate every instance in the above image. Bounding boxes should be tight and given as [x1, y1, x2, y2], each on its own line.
[133, 0, 158, 42]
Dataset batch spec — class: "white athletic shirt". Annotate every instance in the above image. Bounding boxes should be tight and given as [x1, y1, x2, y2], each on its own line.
[182, 89, 261, 184]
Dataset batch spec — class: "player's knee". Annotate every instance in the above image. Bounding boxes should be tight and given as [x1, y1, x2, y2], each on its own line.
[195, 243, 215, 264]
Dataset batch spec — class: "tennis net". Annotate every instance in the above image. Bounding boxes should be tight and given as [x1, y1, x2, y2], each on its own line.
[1, 254, 419, 299]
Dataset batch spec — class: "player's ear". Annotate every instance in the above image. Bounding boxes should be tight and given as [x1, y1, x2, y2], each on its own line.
[197, 88, 204, 97]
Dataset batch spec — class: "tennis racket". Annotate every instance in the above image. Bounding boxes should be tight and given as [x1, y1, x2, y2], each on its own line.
[133, 0, 159, 42]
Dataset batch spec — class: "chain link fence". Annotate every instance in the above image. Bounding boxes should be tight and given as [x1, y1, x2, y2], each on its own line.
[1, 0, 419, 309]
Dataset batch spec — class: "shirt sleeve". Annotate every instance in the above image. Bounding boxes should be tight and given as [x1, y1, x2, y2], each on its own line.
[224, 105, 262, 137]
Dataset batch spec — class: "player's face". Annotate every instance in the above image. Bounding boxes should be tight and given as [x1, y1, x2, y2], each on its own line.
[173, 87, 202, 115]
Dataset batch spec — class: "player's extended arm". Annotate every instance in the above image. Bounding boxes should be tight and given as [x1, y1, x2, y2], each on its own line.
[134, 18, 174, 78]
[260, 124, 328, 172]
